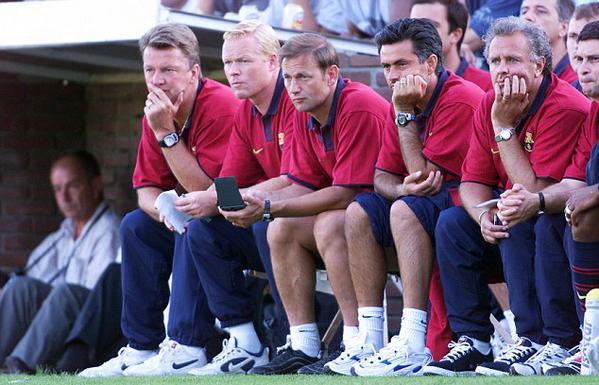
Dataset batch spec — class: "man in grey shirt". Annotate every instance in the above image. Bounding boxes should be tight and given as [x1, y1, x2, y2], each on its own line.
[0, 150, 120, 373]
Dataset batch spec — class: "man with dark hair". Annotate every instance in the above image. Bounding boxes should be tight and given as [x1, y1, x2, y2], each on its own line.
[567, 2, 599, 90]
[219, 32, 388, 375]
[0, 151, 120, 374]
[79, 23, 240, 377]
[521, 0, 579, 83]
[497, 19, 599, 375]
[424, 16, 589, 376]
[340, 18, 484, 377]
[411, 0, 493, 90]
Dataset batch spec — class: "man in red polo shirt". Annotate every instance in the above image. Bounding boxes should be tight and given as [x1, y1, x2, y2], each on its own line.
[80, 23, 240, 377]
[494, 20, 599, 375]
[410, 0, 493, 91]
[424, 17, 589, 376]
[339, 18, 483, 377]
[164, 19, 299, 375]
[521, 0, 578, 84]
[220, 33, 388, 375]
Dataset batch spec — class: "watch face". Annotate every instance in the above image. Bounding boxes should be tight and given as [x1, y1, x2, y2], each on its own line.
[501, 130, 511, 140]
[396, 114, 407, 126]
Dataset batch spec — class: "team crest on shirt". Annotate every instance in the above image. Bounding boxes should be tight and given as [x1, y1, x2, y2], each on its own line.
[524, 132, 534, 152]
[278, 132, 285, 148]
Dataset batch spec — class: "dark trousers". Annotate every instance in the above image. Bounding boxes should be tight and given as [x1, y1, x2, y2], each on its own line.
[56, 263, 125, 372]
[436, 206, 503, 342]
[0, 276, 89, 369]
[120, 209, 214, 350]
[534, 214, 580, 348]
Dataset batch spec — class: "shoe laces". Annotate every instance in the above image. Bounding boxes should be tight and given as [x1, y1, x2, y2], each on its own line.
[369, 336, 409, 363]
[496, 338, 535, 364]
[156, 340, 178, 364]
[211, 337, 243, 364]
[441, 340, 474, 363]
[564, 349, 582, 364]
[527, 343, 568, 364]
[276, 336, 293, 355]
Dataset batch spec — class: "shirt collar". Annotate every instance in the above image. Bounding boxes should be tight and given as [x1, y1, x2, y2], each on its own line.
[419, 69, 449, 119]
[515, 73, 551, 133]
[308, 76, 347, 131]
[180, 79, 204, 141]
[553, 54, 570, 77]
[456, 57, 469, 77]
[251, 70, 285, 118]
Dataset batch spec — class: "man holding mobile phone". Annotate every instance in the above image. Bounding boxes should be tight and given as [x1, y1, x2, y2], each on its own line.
[424, 17, 589, 376]
[219, 33, 388, 375]
[168, 20, 300, 375]
[79, 23, 240, 377]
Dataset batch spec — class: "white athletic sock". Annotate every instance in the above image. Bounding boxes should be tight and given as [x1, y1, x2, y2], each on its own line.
[343, 325, 359, 348]
[225, 322, 262, 354]
[470, 337, 491, 355]
[397, 308, 427, 352]
[290, 323, 320, 357]
[503, 310, 517, 340]
[358, 307, 384, 351]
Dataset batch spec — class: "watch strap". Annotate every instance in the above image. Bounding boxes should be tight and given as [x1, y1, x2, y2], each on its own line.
[262, 199, 273, 222]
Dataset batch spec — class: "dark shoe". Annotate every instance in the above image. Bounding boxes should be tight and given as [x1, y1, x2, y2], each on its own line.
[298, 349, 342, 375]
[4, 356, 35, 375]
[475, 337, 538, 376]
[423, 336, 493, 376]
[249, 339, 319, 375]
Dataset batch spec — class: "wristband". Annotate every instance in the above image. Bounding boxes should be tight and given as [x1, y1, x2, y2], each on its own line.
[538, 192, 546, 212]
[478, 209, 489, 225]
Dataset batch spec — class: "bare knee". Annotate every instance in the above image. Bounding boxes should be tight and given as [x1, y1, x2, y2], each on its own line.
[314, 210, 345, 251]
[345, 201, 370, 237]
[390, 199, 418, 230]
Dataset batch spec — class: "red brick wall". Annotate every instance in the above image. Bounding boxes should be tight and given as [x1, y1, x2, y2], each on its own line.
[0, 78, 86, 267]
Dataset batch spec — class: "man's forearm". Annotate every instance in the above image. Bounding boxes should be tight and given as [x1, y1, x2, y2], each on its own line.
[374, 169, 402, 201]
[398, 126, 437, 175]
[460, 182, 495, 222]
[498, 138, 552, 192]
[247, 175, 292, 195]
[137, 187, 162, 221]
[270, 185, 359, 218]
[542, 179, 586, 213]
[162, 143, 213, 193]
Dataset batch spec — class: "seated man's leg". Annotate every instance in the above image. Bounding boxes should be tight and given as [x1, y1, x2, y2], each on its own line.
[182, 217, 268, 375]
[250, 216, 321, 374]
[79, 209, 175, 377]
[424, 206, 496, 376]
[0, 276, 52, 365]
[565, 225, 599, 316]
[56, 263, 125, 373]
[7, 283, 89, 372]
[339, 193, 391, 376]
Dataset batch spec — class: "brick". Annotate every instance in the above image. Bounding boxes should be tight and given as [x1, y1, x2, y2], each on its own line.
[0, 253, 28, 268]
[338, 53, 351, 67]
[0, 186, 29, 199]
[349, 54, 381, 67]
[3, 234, 45, 251]
[342, 71, 371, 85]
[0, 152, 29, 168]
[0, 218, 31, 232]
[32, 217, 62, 233]
[4, 201, 56, 216]
[1, 170, 48, 186]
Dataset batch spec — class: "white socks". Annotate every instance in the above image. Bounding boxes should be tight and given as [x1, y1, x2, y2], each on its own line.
[470, 337, 491, 355]
[290, 323, 320, 357]
[397, 308, 427, 352]
[225, 322, 262, 354]
[503, 310, 517, 340]
[358, 307, 384, 351]
[343, 325, 359, 346]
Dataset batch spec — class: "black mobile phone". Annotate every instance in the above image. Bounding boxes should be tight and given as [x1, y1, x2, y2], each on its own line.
[215, 176, 247, 211]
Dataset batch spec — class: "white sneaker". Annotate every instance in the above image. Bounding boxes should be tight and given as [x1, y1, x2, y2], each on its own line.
[510, 342, 570, 375]
[325, 333, 376, 376]
[351, 336, 432, 376]
[123, 340, 206, 376]
[78, 345, 157, 378]
[189, 337, 269, 375]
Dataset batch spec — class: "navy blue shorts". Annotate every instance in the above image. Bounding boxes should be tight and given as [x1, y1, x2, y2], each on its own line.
[355, 186, 456, 248]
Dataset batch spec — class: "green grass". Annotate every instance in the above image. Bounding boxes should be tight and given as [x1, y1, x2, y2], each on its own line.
[1, 375, 599, 385]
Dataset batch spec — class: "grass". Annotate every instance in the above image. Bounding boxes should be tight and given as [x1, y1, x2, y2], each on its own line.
[1, 375, 599, 385]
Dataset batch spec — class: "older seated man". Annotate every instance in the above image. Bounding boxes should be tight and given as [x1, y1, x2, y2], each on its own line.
[0, 150, 120, 374]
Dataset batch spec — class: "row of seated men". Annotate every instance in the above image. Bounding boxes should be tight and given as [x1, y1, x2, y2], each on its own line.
[1, 0, 598, 377]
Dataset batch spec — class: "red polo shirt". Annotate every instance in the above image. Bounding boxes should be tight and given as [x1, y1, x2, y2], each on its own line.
[376, 71, 485, 182]
[462, 73, 590, 189]
[219, 74, 299, 187]
[564, 101, 599, 181]
[456, 57, 493, 92]
[554, 54, 578, 84]
[132, 78, 240, 190]
[288, 78, 387, 190]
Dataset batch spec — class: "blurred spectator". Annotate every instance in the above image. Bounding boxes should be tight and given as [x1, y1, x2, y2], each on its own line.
[568, 2, 599, 80]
